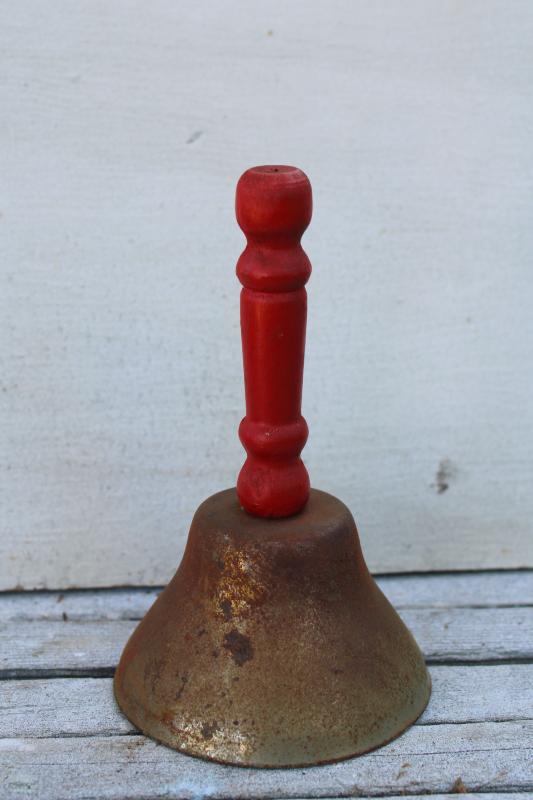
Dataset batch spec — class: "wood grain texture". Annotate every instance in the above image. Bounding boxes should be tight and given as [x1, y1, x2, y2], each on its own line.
[1, 1, 533, 589]
[2, 664, 531, 738]
[1, 572, 531, 798]
[321, 797, 533, 800]
[1, 722, 531, 800]
[2, 571, 531, 622]
[1, 606, 531, 676]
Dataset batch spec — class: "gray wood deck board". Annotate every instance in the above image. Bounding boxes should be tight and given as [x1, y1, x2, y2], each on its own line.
[1, 722, 531, 800]
[2, 571, 531, 623]
[1, 571, 531, 798]
[1, 606, 531, 677]
[1, 664, 532, 739]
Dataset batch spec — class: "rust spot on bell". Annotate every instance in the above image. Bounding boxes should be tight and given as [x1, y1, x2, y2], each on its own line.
[201, 721, 219, 740]
[223, 629, 254, 666]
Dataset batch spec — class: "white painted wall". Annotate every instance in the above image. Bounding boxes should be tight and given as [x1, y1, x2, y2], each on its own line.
[2, 0, 532, 589]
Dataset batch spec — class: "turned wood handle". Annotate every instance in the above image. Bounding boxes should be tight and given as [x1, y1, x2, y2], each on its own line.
[235, 165, 312, 517]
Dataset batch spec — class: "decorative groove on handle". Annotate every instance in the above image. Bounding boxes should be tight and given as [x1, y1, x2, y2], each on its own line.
[235, 165, 312, 518]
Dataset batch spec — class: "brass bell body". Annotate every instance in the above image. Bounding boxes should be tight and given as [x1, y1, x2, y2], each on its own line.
[114, 489, 430, 767]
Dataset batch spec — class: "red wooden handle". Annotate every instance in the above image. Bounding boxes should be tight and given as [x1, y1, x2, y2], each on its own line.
[235, 165, 312, 517]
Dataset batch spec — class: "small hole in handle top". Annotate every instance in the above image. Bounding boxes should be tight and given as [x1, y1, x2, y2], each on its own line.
[251, 165, 296, 175]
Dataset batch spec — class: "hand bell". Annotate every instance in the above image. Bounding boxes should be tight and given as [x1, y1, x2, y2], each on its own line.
[114, 165, 431, 767]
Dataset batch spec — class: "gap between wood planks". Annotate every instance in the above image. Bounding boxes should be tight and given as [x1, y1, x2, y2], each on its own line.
[2, 656, 533, 682]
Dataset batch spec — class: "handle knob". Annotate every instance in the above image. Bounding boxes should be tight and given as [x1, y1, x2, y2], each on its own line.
[236, 165, 312, 517]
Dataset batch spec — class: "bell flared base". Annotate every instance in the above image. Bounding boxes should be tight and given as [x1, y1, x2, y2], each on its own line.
[114, 488, 431, 767]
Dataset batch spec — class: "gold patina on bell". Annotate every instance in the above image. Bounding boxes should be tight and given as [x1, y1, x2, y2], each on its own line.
[114, 166, 431, 767]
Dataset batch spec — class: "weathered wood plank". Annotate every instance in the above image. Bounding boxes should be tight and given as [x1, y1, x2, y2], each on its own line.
[379, 570, 533, 609]
[1, 664, 531, 739]
[2, 0, 533, 591]
[1, 606, 530, 677]
[0, 678, 131, 738]
[0, 588, 161, 623]
[214, 795, 532, 800]
[1, 571, 530, 624]
[0, 620, 132, 677]
[0, 722, 530, 800]
[293, 797, 533, 800]
[399, 606, 533, 662]
[330, 797, 533, 800]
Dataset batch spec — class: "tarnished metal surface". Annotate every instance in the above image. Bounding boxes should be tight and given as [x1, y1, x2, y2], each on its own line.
[114, 488, 431, 767]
